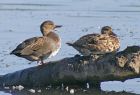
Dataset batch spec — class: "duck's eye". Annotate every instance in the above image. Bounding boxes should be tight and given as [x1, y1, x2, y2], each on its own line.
[48, 23, 53, 25]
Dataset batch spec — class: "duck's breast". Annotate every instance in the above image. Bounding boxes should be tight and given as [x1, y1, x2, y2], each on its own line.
[44, 32, 61, 59]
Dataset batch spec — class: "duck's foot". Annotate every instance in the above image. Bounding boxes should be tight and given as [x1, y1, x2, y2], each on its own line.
[37, 61, 47, 69]
[37, 60, 46, 66]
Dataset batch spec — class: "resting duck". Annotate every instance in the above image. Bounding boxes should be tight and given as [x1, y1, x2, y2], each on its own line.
[10, 20, 62, 65]
[67, 26, 120, 56]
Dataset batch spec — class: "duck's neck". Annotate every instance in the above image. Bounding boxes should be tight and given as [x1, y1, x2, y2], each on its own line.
[47, 32, 60, 42]
[42, 30, 53, 36]
[102, 31, 117, 37]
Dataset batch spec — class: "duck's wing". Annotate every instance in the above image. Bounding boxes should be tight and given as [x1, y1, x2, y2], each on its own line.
[73, 34, 120, 54]
[10, 37, 51, 56]
[72, 34, 100, 48]
[84, 35, 120, 53]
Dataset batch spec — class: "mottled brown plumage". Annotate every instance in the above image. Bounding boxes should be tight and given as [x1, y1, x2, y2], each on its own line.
[67, 26, 120, 56]
[10, 20, 62, 65]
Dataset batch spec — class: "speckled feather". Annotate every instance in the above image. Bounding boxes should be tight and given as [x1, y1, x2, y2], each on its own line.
[67, 33, 120, 56]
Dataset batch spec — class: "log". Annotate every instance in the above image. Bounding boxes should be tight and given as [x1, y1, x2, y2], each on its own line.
[0, 88, 137, 95]
[0, 46, 140, 88]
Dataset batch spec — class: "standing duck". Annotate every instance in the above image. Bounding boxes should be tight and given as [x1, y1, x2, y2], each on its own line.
[10, 20, 62, 65]
[67, 26, 120, 56]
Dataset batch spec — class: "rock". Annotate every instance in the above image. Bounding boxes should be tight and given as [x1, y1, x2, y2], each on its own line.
[28, 89, 35, 93]
[37, 89, 41, 93]
[17, 85, 24, 90]
[70, 89, 74, 94]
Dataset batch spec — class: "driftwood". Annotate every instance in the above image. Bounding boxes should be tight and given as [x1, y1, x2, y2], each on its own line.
[0, 46, 140, 88]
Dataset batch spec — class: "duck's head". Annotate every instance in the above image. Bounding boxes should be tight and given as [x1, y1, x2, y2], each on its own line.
[40, 20, 62, 36]
[101, 26, 116, 36]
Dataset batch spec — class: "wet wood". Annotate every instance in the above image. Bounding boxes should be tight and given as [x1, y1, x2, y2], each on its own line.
[0, 46, 140, 88]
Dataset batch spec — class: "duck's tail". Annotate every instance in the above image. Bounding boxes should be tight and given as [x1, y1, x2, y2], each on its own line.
[66, 42, 74, 46]
[10, 49, 21, 56]
[66, 42, 83, 48]
[10, 49, 16, 55]
[10, 51, 14, 55]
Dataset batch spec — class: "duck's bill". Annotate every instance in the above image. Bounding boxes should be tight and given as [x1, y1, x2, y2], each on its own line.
[111, 32, 117, 36]
[54, 25, 62, 28]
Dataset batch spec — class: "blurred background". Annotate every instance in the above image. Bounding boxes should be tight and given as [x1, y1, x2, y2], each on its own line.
[0, 0, 140, 94]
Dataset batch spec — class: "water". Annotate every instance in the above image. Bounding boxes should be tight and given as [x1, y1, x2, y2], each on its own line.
[0, 0, 140, 94]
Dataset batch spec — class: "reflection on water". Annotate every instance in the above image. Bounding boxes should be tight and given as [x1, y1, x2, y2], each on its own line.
[0, 0, 140, 95]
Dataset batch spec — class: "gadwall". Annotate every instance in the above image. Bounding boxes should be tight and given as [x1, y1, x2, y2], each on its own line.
[67, 26, 120, 56]
[10, 20, 62, 65]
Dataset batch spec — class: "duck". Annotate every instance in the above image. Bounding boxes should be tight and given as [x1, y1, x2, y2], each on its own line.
[10, 20, 62, 65]
[67, 26, 120, 57]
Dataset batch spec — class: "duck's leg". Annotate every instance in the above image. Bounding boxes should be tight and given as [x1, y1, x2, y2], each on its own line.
[37, 60, 41, 65]
[41, 60, 46, 65]
[37, 60, 47, 70]
[37, 59, 45, 65]
[37, 61, 46, 70]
